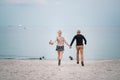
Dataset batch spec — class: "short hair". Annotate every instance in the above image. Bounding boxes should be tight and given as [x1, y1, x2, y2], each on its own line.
[77, 30, 81, 33]
[58, 30, 62, 34]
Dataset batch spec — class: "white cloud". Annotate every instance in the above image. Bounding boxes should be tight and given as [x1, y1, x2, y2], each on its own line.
[3, 0, 47, 5]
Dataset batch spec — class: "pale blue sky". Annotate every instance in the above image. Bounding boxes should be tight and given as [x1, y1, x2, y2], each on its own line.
[0, 0, 120, 26]
[0, 0, 120, 59]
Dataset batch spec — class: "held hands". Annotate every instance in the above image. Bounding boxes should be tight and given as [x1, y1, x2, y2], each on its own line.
[69, 46, 72, 49]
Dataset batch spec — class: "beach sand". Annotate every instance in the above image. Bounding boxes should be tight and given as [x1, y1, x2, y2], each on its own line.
[0, 59, 120, 80]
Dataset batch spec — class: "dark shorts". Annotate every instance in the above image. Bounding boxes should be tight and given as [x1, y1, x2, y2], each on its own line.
[56, 45, 64, 51]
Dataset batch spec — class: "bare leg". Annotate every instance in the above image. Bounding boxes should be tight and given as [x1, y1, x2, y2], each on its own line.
[57, 51, 60, 60]
[58, 51, 63, 66]
[57, 51, 60, 66]
[59, 51, 63, 60]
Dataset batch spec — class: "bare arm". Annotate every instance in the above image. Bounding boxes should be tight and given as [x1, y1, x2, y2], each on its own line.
[49, 37, 57, 45]
[52, 37, 57, 44]
[64, 38, 70, 47]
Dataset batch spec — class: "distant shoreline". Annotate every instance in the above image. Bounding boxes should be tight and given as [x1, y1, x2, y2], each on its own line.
[0, 58, 120, 61]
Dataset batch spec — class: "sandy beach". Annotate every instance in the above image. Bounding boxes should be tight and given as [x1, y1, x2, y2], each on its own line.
[0, 59, 120, 80]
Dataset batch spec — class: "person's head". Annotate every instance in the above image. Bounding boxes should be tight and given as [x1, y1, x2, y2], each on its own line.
[77, 29, 81, 34]
[57, 30, 62, 37]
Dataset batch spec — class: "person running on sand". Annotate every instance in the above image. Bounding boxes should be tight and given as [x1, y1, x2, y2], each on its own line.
[49, 30, 70, 66]
[70, 30, 87, 66]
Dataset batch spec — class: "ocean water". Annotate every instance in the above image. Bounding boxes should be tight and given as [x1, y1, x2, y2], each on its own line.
[0, 26, 120, 60]
[0, 54, 44, 60]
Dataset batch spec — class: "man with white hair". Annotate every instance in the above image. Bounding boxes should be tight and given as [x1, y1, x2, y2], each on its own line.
[70, 30, 87, 66]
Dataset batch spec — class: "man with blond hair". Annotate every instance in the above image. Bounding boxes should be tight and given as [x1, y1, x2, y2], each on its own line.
[70, 30, 87, 66]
